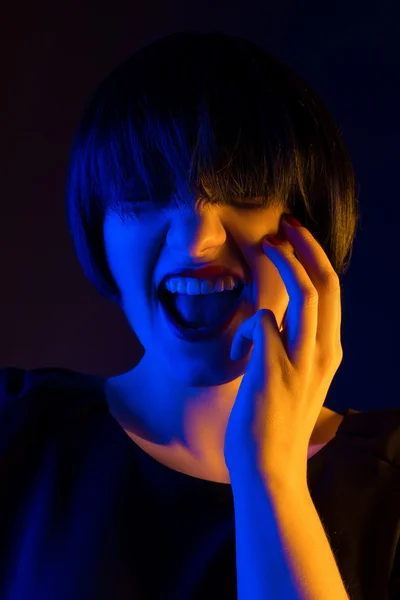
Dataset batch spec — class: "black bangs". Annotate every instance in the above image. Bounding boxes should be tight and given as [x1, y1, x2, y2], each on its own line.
[65, 30, 360, 303]
[69, 31, 338, 216]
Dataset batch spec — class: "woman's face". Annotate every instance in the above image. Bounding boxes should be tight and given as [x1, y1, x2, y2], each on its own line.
[103, 197, 291, 387]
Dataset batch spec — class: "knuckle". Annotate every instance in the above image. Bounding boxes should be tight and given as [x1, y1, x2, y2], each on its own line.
[318, 346, 343, 371]
[323, 271, 340, 291]
[317, 352, 335, 371]
[337, 345, 344, 363]
[301, 287, 319, 306]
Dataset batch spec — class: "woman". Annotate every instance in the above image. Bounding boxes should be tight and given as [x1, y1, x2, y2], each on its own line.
[68, 29, 359, 486]
[1, 30, 399, 600]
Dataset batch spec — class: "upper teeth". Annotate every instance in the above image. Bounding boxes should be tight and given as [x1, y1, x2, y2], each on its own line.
[164, 275, 242, 295]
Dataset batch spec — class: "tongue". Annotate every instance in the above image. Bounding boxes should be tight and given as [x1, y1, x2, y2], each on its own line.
[172, 289, 241, 329]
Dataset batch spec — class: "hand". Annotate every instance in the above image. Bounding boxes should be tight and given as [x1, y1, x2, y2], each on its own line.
[224, 214, 344, 487]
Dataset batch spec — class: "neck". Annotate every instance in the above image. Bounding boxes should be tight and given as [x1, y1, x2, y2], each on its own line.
[105, 357, 344, 484]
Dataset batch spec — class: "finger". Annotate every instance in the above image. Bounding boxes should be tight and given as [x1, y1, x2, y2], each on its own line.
[280, 219, 342, 358]
[263, 239, 318, 371]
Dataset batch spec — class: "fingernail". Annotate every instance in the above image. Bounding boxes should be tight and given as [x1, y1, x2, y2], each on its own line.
[264, 234, 283, 246]
[283, 214, 302, 227]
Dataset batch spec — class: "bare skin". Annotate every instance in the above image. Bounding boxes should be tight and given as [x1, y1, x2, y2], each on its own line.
[103, 197, 344, 484]
[105, 359, 344, 484]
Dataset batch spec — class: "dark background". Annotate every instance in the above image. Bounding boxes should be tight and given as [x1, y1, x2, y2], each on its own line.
[0, 1, 398, 413]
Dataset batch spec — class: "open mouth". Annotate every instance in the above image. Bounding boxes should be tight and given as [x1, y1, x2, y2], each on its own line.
[158, 282, 246, 341]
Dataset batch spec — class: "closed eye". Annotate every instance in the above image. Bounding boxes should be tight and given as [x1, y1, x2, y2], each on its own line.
[231, 203, 265, 210]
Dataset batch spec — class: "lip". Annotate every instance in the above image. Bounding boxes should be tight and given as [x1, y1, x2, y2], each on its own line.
[160, 284, 247, 342]
[160, 265, 245, 288]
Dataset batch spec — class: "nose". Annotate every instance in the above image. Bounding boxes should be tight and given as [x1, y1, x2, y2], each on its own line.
[165, 209, 227, 259]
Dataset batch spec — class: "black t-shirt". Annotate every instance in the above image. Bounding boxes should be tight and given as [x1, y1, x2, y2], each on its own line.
[0, 366, 399, 600]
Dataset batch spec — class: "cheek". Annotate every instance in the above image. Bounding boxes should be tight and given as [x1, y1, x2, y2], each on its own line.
[103, 219, 153, 295]
[105, 243, 135, 295]
[252, 259, 290, 315]
[104, 244, 161, 321]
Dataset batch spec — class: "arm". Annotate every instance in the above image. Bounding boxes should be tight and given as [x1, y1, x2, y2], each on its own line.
[231, 470, 350, 600]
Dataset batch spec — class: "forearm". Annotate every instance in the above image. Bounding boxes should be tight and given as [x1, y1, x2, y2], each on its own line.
[231, 469, 350, 600]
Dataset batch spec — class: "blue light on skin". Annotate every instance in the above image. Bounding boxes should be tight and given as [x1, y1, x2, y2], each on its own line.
[102, 198, 343, 483]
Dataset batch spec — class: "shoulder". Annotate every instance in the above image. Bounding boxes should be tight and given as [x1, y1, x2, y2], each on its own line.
[0, 366, 107, 451]
[0, 365, 104, 406]
[337, 406, 400, 468]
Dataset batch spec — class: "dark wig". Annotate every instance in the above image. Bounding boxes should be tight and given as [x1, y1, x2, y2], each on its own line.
[64, 30, 360, 304]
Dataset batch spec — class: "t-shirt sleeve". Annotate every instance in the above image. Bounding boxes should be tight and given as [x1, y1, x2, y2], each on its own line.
[0, 367, 30, 405]
[0, 366, 91, 455]
[384, 409, 400, 600]
[390, 538, 400, 599]
[0, 367, 39, 454]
